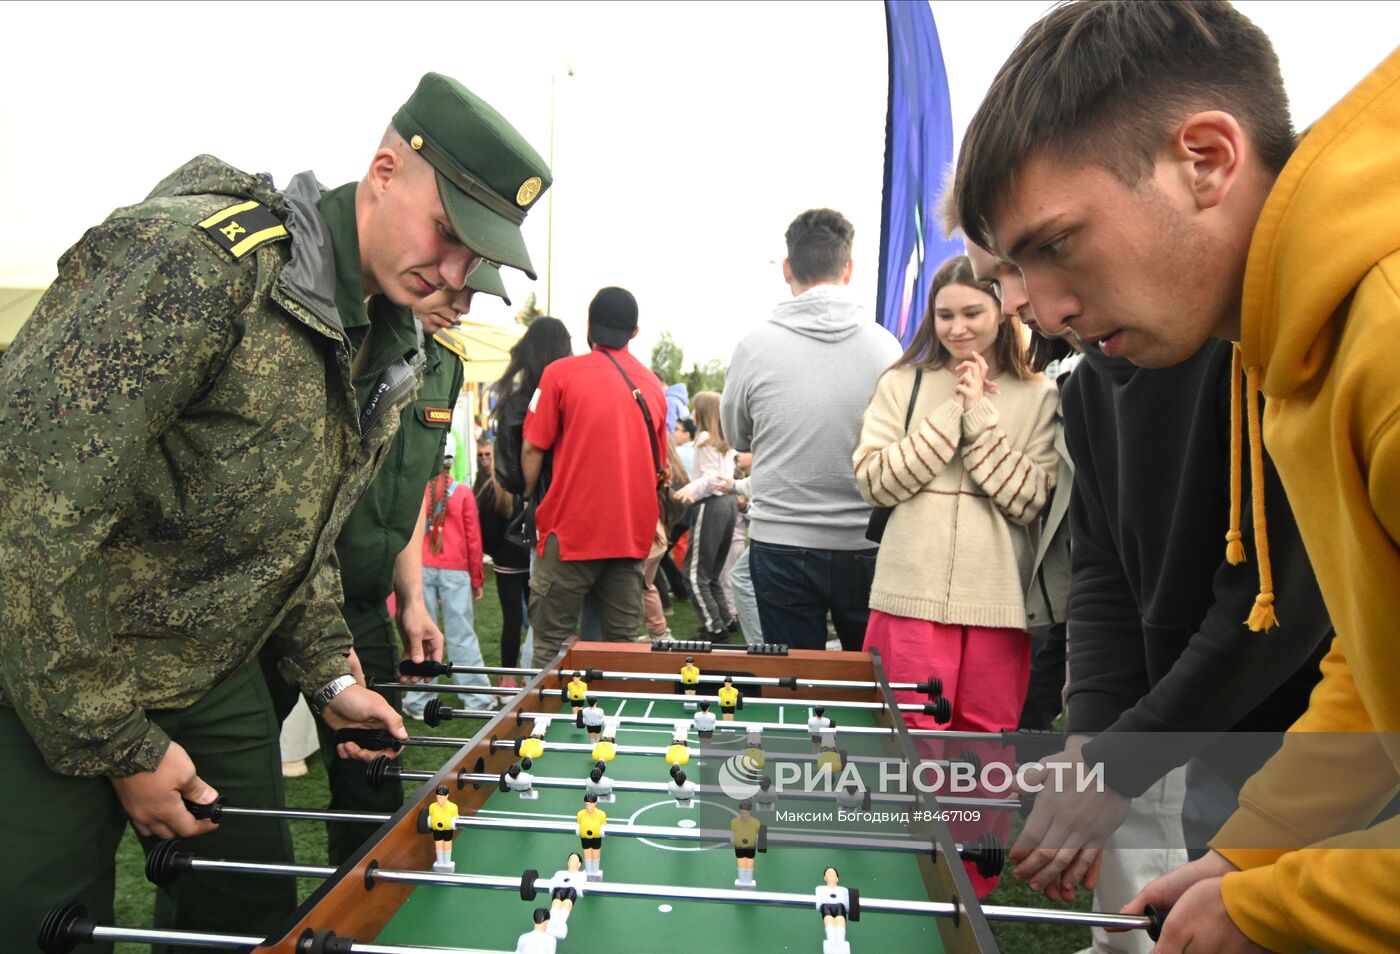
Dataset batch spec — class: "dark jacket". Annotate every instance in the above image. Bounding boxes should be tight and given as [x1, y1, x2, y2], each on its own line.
[493, 388, 529, 496]
[1063, 339, 1333, 797]
[477, 480, 530, 571]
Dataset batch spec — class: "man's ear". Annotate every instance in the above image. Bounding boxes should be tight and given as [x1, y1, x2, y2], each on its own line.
[781, 258, 794, 285]
[366, 147, 401, 199]
[840, 259, 854, 285]
[630, 327, 639, 340]
[1171, 110, 1247, 211]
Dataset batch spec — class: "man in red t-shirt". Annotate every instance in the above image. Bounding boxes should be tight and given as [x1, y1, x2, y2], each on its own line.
[521, 287, 667, 663]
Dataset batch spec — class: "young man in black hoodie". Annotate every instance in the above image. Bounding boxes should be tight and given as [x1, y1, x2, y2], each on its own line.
[966, 250, 1332, 945]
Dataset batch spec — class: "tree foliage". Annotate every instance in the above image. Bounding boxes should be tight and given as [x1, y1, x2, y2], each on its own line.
[650, 331, 685, 383]
[683, 358, 727, 396]
[514, 292, 544, 326]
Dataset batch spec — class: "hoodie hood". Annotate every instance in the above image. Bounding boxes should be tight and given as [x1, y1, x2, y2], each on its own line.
[1225, 46, 1400, 633]
[769, 285, 867, 342]
[1241, 46, 1400, 396]
[664, 383, 690, 432]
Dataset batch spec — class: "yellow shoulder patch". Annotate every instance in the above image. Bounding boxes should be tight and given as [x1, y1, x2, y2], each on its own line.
[198, 201, 289, 259]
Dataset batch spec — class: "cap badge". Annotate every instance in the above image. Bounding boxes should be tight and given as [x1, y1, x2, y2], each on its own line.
[410, 135, 424, 151]
[516, 176, 543, 207]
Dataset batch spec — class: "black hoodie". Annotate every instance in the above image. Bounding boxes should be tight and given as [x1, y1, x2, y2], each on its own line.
[1063, 338, 1332, 797]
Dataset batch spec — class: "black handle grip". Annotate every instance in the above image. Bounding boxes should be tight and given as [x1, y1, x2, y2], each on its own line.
[399, 659, 451, 677]
[333, 728, 405, 752]
[1001, 728, 1068, 763]
[183, 796, 225, 823]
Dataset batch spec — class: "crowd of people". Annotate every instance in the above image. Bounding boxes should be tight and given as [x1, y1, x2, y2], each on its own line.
[3, 3, 1398, 953]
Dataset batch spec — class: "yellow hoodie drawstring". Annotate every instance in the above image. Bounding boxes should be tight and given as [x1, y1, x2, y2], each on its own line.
[1243, 364, 1277, 630]
[1225, 348, 1247, 565]
[1225, 344, 1279, 631]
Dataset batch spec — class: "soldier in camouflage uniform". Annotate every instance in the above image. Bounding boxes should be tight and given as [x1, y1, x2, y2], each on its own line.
[259, 262, 515, 866]
[0, 73, 550, 952]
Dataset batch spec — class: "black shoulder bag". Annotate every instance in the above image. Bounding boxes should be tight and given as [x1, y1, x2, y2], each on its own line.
[864, 368, 923, 544]
[600, 351, 685, 528]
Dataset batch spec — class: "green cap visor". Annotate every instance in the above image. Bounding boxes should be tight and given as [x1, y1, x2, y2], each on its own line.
[394, 72, 551, 280]
[466, 261, 512, 306]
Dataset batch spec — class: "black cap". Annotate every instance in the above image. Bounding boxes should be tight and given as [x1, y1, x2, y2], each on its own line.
[588, 287, 639, 349]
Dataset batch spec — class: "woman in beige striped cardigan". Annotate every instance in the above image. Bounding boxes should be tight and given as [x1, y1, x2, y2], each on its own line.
[855, 254, 1059, 896]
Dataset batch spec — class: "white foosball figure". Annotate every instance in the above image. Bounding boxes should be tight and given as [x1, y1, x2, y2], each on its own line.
[835, 783, 865, 812]
[754, 775, 780, 812]
[692, 700, 718, 740]
[584, 760, 615, 802]
[546, 852, 586, 939]
[816, 865, 851, 954]
[515, 908, 556, 954]
[520, 717, 550, 760]
[579, 697, 606, 741]
[667, 765, 696, 806]
[807, 706, 834, 745]
[502, 758, 537, 799]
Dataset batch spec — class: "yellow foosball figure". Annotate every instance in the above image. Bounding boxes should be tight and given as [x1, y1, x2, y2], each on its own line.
[716, 675, 741, 721]
[592, 719, 619, 762]
[566, 672, 589, 713]
[680, 656, 701, 696]
[577, 794, 607, 880]
[665, 723, 691, 766]
[427, 785, 459, 873]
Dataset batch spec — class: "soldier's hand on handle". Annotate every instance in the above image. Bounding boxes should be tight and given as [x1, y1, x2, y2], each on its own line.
[396, 599, 446, 682]
[108, 741, 220, 840]
[320, 685, 409, 762]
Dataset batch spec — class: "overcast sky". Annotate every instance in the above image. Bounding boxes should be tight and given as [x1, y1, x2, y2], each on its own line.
[1, 1, 1396, 369]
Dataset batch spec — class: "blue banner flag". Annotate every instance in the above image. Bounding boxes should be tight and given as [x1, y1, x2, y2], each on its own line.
[877, 0, 964, 349]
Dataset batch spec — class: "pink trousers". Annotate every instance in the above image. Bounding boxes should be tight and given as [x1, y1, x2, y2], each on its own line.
[863, 610, 1031, 898]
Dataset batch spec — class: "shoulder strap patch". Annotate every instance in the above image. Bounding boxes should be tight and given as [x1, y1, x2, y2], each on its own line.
[197, 201, 289, 259]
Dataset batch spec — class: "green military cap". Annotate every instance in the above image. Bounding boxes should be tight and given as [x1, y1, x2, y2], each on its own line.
[394, 72, 551, 279]
[465, 261, 511, 306]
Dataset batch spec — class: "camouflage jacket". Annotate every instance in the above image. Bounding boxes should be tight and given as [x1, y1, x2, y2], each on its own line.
[0, 156, 423, 777]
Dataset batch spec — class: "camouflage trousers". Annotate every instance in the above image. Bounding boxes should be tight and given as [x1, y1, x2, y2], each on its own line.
[260, 599, 405, 867]
[0, 662, 295, 954]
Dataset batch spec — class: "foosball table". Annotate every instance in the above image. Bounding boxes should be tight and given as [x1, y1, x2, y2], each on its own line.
[40, 640, 1161, 953]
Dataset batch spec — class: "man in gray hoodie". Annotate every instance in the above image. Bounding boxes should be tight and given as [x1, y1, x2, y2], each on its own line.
[721, 209, 902, 650]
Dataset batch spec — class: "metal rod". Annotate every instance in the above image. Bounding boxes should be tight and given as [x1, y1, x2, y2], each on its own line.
[153, 855, 1157, 937]
[430, 662, 935, 694]
[448, 814, 933, 854]
[87, 925, 263, 949]
[511, 709, 998, 741]
[426, 771, 1019, 812]
[86, 923, 509, 953]
[485, 737, 969, 770]
[374, 681, 933, 713]
[214, 806, 393, 824]
[190, 857, 337, 879]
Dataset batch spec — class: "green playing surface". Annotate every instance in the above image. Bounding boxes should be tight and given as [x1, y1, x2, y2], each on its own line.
[376, 695, 949, 953]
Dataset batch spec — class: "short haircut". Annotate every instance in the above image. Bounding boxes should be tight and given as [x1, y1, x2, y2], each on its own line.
[533, 907, 550, 924]
[584, 793, 598, 803]
[785, 208, 855, 285]
[435, 784, 449, 796]
[955, 0, 1294, 250]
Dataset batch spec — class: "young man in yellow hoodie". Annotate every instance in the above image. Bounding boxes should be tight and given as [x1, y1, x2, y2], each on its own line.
[954, 3, 1400, 952]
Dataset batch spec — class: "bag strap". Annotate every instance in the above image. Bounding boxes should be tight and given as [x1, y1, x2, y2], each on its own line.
[903, 369, 924, 432]
[599, 349, 664, 482]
